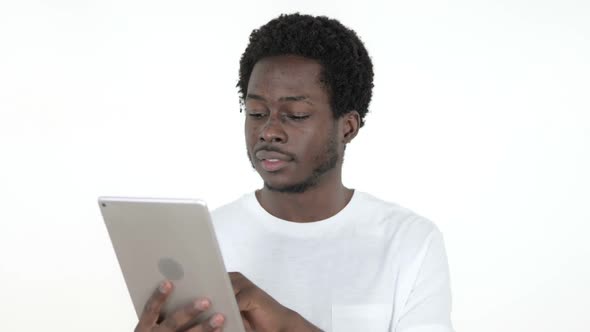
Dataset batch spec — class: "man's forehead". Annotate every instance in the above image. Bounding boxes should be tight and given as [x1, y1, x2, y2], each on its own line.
[247, 55, 326, 96]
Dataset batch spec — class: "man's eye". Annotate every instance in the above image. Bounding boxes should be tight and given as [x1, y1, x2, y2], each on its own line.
[248, 113, 266, 119]
[288, 115, 310, 121]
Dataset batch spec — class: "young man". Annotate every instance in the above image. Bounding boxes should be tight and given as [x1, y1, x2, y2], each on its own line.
[135, 13, 453, 332]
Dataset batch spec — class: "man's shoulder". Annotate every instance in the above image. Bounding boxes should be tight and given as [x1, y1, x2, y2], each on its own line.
[210, 192, 253, 224]
[354, 191, 440, 238]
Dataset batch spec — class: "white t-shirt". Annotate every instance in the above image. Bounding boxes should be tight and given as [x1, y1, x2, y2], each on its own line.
[211, 190, 453, 332]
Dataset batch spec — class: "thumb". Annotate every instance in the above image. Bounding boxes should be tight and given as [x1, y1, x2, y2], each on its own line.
[235, 288, 259, 312]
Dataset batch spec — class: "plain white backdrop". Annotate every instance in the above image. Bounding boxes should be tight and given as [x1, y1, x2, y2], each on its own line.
[1, 0, 589, 331]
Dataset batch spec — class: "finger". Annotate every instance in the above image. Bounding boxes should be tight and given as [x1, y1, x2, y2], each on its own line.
[235, 287, 260, 312]
[184, 313, 225, 332]
[229, 272, 251, 295]
[136, 280, 173, 331]
[161, 298, 211, 331]
[229, 272, 248, 283]
[242, 313, 254, 332]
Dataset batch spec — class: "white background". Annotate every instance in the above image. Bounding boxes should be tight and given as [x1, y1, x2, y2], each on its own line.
[1, 0, 588, 331]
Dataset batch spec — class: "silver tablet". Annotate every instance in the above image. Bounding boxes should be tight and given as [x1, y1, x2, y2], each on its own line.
[99, 197, 245, 332]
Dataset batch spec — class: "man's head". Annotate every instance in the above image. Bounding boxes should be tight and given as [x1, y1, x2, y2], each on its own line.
[238, 14, 374, 193]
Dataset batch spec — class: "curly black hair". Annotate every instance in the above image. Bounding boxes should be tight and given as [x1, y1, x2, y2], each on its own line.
[237, 13, 374, 127]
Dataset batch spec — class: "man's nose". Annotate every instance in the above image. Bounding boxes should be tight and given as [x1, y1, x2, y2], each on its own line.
[259, 113, 287, 143]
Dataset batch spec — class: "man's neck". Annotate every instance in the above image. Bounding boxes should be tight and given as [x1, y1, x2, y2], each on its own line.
[255, 175, 354, 223]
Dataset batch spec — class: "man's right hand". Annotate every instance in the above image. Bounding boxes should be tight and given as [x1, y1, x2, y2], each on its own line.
[135, 280, 225, 332]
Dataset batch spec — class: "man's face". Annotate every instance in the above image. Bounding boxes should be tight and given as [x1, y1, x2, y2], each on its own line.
[244, 55, 341, 193]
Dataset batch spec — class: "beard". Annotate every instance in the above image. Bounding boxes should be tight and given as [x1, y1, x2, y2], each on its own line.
[265, 133, 339, 193]
[247, 128, 340, 194]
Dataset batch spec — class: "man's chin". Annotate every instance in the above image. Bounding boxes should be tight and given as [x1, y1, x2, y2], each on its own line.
[263, 178, 316, 194]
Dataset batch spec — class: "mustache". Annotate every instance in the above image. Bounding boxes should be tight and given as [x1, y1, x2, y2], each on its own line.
[253, 144, 295, 159]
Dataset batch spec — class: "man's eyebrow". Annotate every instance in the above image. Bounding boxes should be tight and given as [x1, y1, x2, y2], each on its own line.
[246, 93, 266, 101]
[246, 94, 312, 104]
[279, 95, 309, 102]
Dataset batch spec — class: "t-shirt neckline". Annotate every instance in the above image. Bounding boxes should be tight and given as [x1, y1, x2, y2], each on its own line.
[243, 189, 362, 237]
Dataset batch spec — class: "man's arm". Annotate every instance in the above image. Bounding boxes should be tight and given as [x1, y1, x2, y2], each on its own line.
[286, 310, 323, 332]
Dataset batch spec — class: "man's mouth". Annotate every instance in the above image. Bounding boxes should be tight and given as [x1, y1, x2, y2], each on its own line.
[260, 158, 289, 172]
[255, 150, 291, 161]
[253, 149, 293, 172]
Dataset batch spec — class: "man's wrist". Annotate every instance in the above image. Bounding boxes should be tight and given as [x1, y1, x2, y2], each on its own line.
[285, 309, 323, 332]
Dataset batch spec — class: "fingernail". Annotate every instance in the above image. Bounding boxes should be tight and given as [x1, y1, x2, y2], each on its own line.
[209, 314, 224, 328]
[194, 298, 210, 310]
[158, 280, 171, 293]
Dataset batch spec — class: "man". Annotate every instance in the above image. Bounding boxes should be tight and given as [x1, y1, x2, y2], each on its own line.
[135, 13, 453, 332]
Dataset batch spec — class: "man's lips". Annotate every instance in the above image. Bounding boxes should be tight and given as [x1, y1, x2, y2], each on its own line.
[260, 159, 289, 172]
[255, 150, 291, 161]
[255, 150, 293, 172]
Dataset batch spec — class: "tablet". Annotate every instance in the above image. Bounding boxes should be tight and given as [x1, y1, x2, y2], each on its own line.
[99, 197, 245, 332]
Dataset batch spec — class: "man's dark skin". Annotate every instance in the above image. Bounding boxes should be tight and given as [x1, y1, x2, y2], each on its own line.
[135, 54, 360, 332]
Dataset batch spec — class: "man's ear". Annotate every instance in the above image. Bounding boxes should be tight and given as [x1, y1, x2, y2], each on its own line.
[341, 111, 361, 143]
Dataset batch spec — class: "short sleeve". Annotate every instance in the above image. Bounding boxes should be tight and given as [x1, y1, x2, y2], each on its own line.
[395, 230, 454, 332]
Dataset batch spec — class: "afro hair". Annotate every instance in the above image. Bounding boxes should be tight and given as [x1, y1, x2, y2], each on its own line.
[237, 13, 374, 126]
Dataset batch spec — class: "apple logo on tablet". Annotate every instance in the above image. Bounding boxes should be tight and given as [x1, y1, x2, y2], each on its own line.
[157, 257, 184, 280]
